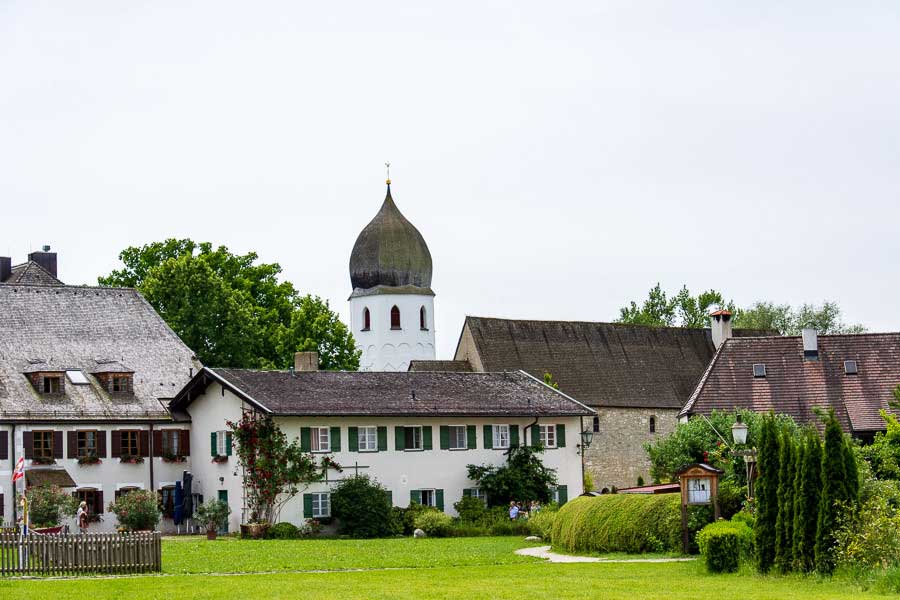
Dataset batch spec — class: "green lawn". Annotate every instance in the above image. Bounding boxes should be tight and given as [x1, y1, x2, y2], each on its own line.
[0, 536, 890, 599]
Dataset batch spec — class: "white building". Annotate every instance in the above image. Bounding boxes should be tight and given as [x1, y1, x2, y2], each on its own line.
[349, 181, 436, 371]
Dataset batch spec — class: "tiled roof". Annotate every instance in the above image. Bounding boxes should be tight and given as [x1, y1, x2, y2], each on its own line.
[172, 368, 595, 417]
[2, 261, 64, 286]
[0, 285, 200, 421]
[408, 360, 473, 372]
[680, 333, 900, 433]
[456, 316, 774, 409]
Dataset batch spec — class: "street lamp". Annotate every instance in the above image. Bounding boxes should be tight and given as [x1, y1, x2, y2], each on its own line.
[730, 414, 757, 499]
[731, 415, 749, 445]
[580, 429, 594, 449]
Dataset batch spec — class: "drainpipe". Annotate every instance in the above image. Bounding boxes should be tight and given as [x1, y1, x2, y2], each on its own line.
[10, 423, 16, 524]
[579, 416, 585, 491]
[525, 416, 540, 448]
[148, 422, 155, 494]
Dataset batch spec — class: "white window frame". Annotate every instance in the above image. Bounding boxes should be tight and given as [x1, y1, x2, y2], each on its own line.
[540, 424, 557, 448]
[404, 426, 423, 451]
[492, 425, 510, 449]
[419, 489, 436, 507]
[470, 488, 487, 504]
[311, 492, 331, 517]
[311, 427, 331, 453]
[449, 425, 467, 450]
[358, 426, 378, 452]
[216, 430, 228, 456]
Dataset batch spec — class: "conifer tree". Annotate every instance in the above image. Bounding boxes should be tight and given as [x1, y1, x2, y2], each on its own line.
[755, 414, 780, 573]
[793, 428, 822, 572]
[774, 430, 796, 573]
[790, 433, 807, 569]
[815, 410, 849, 573]
[843, 436, 859, 505]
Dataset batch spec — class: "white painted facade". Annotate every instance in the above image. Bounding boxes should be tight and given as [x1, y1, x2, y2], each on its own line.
[350, 293, 436, 372]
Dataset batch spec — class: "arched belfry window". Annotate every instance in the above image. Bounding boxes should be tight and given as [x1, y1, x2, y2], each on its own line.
[649, 416, 656, 433]
[420, 306, 427, 330]
[362, 307, 371, 331]
[390, 305, 401, 330]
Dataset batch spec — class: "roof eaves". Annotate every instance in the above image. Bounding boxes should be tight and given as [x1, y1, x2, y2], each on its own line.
[518, 369, 596, 415]
[171, 367, 272, 414]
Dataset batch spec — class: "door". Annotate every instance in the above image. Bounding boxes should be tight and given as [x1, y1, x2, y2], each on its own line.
[217, 490, 229, 533]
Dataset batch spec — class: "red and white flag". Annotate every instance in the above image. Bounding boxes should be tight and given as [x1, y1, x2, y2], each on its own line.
[12, 456, 25, 483]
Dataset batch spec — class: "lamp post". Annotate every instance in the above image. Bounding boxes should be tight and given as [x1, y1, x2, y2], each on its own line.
[577, 429, 593, 455]
[731, 414, 757, 499]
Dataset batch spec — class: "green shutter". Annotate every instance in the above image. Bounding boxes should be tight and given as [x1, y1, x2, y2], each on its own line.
[377, 426, 388, 451]
[225, 431, 233, 456]
[510, 425, 519, 448]
[463, 488, 472, 498]
[556, 424, 566, 448]
[410, 489, 422, 506]
[531, 424, 541, 447]
[436, 489, 444, 512]
[422, 426, 433, 450]
[385, 490, 393, 506]
[210, 432, 217, 457]
[439, 426, 450, 450]
[466, 425, 476, 450]
[303, 494, 313, 518]
[483, 425, 493, 450]
[395, 426, 405, 451]
[348, 427, 359, 452]
[300, 427, 311, 452]
[330, 427, 341, 452]
[557, 485, 568, 505]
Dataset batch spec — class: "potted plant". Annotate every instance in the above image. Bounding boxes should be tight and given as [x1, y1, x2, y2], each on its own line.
[78, 454, 102, 466]
[31, 456, 55, 465]
[211, 454, 229, 464]
[119, 454, 145, 464]
[107, 489, 161, 531]
[23, 485, 77, 532]
[162, 452, 187, 463]
[194, 500, 231, 540]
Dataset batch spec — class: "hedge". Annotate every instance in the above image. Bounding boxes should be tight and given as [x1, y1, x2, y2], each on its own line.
[551, 494, 682, 554]
[697, 520, 753, 573]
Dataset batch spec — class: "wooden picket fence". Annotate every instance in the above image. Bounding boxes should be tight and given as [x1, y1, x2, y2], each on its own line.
[0, 531, 161, 576]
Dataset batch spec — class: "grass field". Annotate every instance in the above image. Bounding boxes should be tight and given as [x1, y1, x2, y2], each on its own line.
[0, 536, 891, 599]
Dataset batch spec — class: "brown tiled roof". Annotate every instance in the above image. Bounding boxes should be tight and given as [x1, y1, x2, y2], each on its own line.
[171, 367, 595, 417]
[680, 333, 900, 433]
[408, 360, 473, 372]
[0, 285, 200, 421]
[25, 467, 77, 488]
[2, 261, 64, 286]
[456, 316, 774, 409]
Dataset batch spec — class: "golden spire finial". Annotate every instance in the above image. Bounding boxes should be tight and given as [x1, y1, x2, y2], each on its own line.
[385, 161, 391, 186]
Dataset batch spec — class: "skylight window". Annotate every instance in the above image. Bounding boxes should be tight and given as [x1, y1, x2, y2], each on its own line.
[844, 360, 858, 375]
[66, 370, 90, 385]
[752, 364, 767, 378]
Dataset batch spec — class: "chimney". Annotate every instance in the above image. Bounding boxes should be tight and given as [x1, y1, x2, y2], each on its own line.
[28, 246, 57, 278]
[710, 310, 733, 350]
[802, 328, 818, 360]
[0, 256, 10, 282]
[294, 351, 319, 372]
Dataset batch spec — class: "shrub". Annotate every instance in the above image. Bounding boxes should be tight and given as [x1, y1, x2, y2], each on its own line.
[527, 506, 558, 541]
[584, 471, 595, 493]
[194, 500, 231, 533]
[330, 475, 395, 538]
[717, 479, 744, 521]
[392, 502, 431, 536]
[414, 510, 453, 537]
[267, 522, 302, 539]
[834, 494, 900, 570]
[107, 489, 161, 531]
[551, 494, 682, 554]
[453, 495, 488, 523]
[697, 520, 753, 573]
[731, 509, 755, 530]
[25, 486, 77, 528]
[466, 446, 557, 507]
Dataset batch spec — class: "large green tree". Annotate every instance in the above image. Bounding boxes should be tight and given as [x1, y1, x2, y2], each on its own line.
[755, 414, 781, 574]
[99, 239, 359, 370]
[792, 427, 822, 573]
[774, 431, 797, 573]
[733, 301, 865, 335]
[617, 284, 732, 327]
[815, 410, 855, 573]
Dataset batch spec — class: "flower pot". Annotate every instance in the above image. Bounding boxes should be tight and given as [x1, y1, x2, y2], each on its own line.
[240, 522, 269, 539]
[207, 529, 217, 541]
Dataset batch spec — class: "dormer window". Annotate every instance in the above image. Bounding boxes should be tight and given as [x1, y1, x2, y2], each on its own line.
[90, 361, 134, 395]
[752, 363, 767, 378]
[111, 375, 131, 393]
[43, 375, 63, 394]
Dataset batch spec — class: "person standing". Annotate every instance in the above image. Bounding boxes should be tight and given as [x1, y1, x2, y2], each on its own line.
[509, 501, 519, 520]
[77, 501, 89, 534]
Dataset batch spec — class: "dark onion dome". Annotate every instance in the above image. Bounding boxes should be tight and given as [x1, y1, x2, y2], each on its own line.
[349, 183, 433, 292]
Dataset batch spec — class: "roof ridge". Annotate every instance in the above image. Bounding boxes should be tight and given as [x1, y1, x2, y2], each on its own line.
[679, 337, 728, 417]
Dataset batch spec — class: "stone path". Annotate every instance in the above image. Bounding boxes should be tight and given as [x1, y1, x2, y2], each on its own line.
[515, 545, 696, 564]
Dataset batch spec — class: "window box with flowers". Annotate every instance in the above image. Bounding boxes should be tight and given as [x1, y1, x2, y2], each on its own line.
[162, 453, 188, 463]
[212, 454, 229, 464]
[119, 454, 145, 465]
[31, 456, 56, 466]
[77, 454, 102, 466]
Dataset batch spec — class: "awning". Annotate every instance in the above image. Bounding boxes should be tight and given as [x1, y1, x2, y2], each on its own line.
[25, 467, 77, 488]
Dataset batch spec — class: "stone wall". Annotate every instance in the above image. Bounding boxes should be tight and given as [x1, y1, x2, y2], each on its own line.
[583, 407, 679, 491]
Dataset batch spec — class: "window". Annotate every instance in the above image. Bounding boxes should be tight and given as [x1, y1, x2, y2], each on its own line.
[77, 431, 98, 458]
[359, 426, 378, 452]
[844, 360, 858, 375]
[111, 375, 130, 393]
[311, 427, 331, 452]
[649, 416, 656, 434]
[468, 488, 487, 504]
[362, 307, 371, 331]
[115, 487, 139, 500]
[216, 430, 229, 456]
[311, 492, 330, 518]
[492, 425, 510, 449]
[161, 430, 181, 456]
[404, 426, 423, 451]
[33, 430, 54, 459]
[449, 425, 467, 450]
[390, 305, 401, 329]
[43, 376, 62, 394]
[75, 488, 103, 517]
[66, 370, 89, 385]
[160, 486, 176, 518]
[592, 416, 600, 433]
[419, 489, 435, 508]
[687, 478, 711, 504]
[121, 430, 140, 456]
[420, 306, 427, 330]
[752, 363, 767, 378]
[539, 424, 557, 448]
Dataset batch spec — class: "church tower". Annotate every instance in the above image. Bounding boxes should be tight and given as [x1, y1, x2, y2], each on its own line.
[349, 178, 436, 371]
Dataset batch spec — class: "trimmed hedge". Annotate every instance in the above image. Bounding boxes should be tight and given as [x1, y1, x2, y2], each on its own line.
[697, 520, 753, 573]
[551, 494, 682, 554]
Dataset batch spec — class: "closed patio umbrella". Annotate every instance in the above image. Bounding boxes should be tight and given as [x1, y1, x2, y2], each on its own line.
[173, 481, 184, 526]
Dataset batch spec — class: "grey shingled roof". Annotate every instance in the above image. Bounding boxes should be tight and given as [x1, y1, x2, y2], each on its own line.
[171, 367, 595, 417]
[456, 316, 775, 409]
[408, 360, 473, 372]
[0, 284, 200, 421]
[2, 261, 64, 286]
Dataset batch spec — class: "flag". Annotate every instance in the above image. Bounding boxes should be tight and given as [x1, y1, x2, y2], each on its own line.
[12, 456, 25, 483]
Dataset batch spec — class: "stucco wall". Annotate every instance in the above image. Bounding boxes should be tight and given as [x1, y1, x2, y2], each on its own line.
[350, 293, 436, 371]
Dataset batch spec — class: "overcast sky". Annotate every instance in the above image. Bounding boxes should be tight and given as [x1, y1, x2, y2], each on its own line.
[2, 1, 899, 358]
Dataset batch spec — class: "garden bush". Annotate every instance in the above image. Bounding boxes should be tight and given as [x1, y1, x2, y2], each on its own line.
[267, 522, 302, 539]
[414, 510, 453, 537]
[392, 503, 431, 535]
[453, 495, 488, 523]
[107, 489, 161, 531]
[25, 485, 77, 528]
[330, 475, 395, 538]
[697, 520, 753, 573]
[551, 494, 682, 554]
[527, 506, 558, 541]
[834, 494, 900, 570]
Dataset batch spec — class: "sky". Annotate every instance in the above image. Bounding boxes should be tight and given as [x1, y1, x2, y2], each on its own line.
[2, 1, 899, 358]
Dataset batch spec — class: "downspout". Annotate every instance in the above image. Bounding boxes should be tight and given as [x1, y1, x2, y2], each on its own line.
[10, 423, 16, 524]
[525, 416, 540, 448]
[579, 416, 585, 491]
[148, 422, 155, 494]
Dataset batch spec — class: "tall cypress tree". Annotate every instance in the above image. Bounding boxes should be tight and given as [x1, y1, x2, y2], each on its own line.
[756, 414, 780, 573]
[790, 432, 808, 570]
[793, 427, 822, 572]
[843, 436, 859, 505]
[774, 430, 796, 573]
[815, 410, 849, 573]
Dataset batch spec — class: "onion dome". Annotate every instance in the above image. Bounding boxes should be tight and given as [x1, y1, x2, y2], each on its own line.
[349, 183, 433, 293]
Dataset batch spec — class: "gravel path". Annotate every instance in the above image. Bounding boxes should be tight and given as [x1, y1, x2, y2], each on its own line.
[516, 545, 696, 564]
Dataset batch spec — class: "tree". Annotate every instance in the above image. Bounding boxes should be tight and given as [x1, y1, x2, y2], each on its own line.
[99, 239, 359, 370]
[734, 301, 864, 335]
[330, 475, 396, 538]
[860, 410, 900, 481]
[792, 427, 822, 573]
[815, 410, 853, 573]
[466, 446, 557, 507]
[617, 284, 732, 327]
[755, 414, 781, 573]
[24, 486, 77, 528]
[774, 430, 797, 573]
[228, 412, 322, 524]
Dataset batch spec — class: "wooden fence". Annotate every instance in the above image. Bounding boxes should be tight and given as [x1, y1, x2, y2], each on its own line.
[0, 531, 161, 576]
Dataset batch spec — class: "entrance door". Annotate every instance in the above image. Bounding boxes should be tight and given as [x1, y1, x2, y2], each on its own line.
[217, 490, 229, 533]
